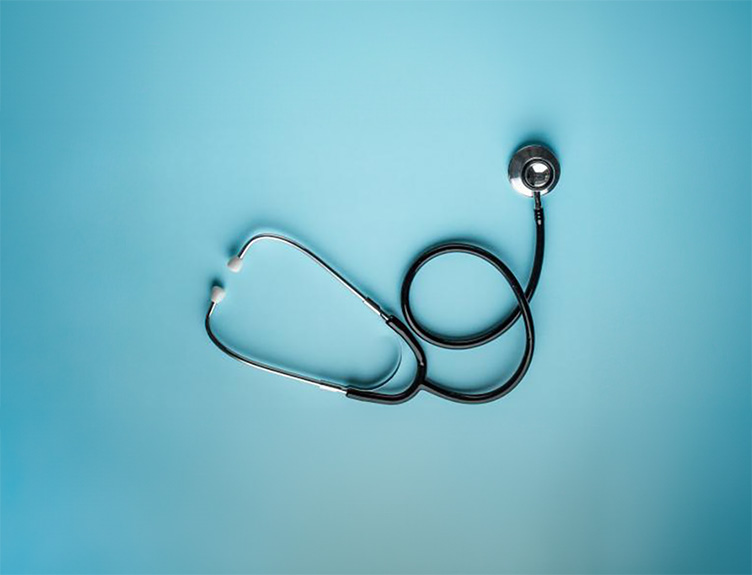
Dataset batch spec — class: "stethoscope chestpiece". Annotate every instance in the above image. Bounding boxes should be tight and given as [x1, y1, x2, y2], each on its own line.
[508, 144, 560, 198]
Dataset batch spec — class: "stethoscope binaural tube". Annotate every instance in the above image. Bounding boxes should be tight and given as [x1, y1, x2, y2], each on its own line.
[205, 233, 424, 397]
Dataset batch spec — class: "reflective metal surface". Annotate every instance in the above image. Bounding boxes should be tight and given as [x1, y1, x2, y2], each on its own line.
[508, 144, 560, 197]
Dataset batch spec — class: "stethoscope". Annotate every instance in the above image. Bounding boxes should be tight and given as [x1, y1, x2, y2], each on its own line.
[205, 144, 560, 404]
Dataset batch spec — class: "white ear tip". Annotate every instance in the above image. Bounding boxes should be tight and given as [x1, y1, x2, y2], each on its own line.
[210, 285, 226, 304]
[227, 256, 243, 273]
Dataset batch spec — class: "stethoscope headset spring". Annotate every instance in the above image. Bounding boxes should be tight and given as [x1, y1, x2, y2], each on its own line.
[206, 144, 560, 405]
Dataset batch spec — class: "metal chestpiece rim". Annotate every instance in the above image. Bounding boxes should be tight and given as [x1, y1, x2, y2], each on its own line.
[508, 144, 560, 197]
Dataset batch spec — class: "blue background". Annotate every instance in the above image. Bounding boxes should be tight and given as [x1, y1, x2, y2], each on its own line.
[2, 1, 750, 573]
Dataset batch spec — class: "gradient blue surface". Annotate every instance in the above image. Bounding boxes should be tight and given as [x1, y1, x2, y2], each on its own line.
[2, 1, 751, 573]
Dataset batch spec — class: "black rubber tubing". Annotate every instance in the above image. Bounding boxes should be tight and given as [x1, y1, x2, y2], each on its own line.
[347, 197, 544, 404]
